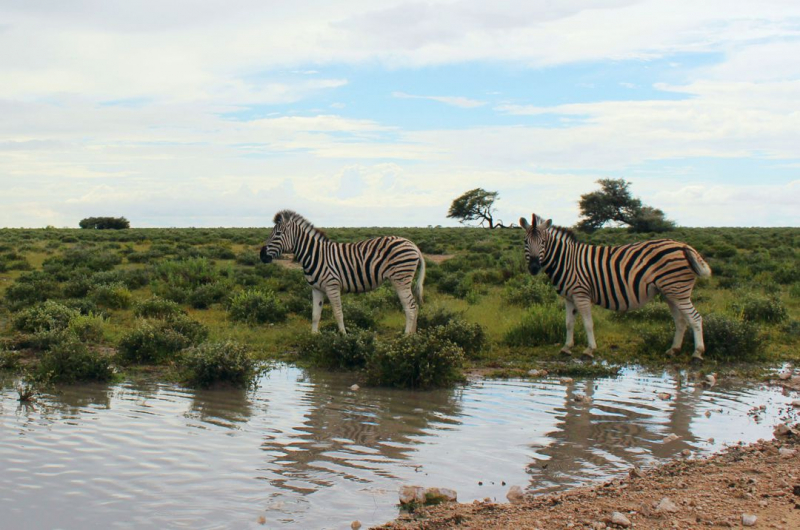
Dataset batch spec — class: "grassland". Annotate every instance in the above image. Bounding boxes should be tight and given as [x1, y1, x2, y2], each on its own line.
[0, 225, 798, 387]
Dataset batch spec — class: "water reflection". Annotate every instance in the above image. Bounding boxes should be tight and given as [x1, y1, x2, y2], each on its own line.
[0, 366, 793, 530]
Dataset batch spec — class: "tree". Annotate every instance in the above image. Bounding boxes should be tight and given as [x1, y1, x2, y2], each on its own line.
[447, 188, 499, 228]
[79, 216, 130, 230]
[577, 179, 674, 233]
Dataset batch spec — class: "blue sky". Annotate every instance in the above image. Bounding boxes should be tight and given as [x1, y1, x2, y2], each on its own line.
[0, 1, 798, 228]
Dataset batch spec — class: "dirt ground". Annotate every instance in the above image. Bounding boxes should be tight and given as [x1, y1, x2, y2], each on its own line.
[376, 426, 800, 530]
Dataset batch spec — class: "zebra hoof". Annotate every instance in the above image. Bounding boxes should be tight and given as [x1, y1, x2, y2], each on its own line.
[690, 354, 704, 366]
[581, 350, 595, 360]
[559, 348, 572, 357]
[665, 347, 680, 356]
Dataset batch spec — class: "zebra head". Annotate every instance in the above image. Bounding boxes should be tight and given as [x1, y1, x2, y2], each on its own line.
[260, 211, 295, 264]
[519, 213, 552, 275]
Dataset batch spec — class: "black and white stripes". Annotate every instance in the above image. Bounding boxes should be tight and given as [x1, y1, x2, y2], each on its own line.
[520, 213, 711, 361]
[260, 210, 425, 334]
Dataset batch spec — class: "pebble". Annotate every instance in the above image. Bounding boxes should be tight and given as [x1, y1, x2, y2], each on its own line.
[574, 393, 591, 403]
[778, 447, 797, 458]
[351, 521, 361, 530]
[507, 485, 525, 504]
[528, 369, 547, 377]
[705, 410, 712, 417]
[656, 497, 679, 513]
[791, 399, 800, 408]
[704, 374, 717, 387]
[681, 449, 692, 457]
[629, 466, 643, 479]
[559, 377, 574, 385]
[610, 511, 631, 527]
[350, 384, 360, 391]
[399, 485, 426, 505]
[592, 523, 607, 530]
[778, 369, 793, 380]
[742, 513, 757, 527]
[424, 487, 457, 503]
[257, 515, 266, 525]
[774, 424, 793, 437]
[657, 392, 672, 400]
[663, 433, 680, 443]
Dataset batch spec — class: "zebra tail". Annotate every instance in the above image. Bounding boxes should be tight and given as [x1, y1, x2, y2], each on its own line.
[683, 246, 712, 278]
[414, 250, 426, 305]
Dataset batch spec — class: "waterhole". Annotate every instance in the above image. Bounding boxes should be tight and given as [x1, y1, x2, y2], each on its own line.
[1, 366, 796, 529]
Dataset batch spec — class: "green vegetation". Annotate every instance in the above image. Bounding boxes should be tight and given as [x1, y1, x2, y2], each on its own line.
[0, 224, 798, 389]
[181, 340, 259, 388]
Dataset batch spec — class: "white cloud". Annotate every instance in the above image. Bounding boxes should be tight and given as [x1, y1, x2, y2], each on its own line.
[392, 91, 486, 108]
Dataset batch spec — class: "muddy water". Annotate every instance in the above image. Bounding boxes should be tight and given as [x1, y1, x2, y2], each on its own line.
[1, 366, 796, 530]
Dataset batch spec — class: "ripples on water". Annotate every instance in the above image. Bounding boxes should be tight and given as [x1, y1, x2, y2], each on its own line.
[1, 366, 796, 529]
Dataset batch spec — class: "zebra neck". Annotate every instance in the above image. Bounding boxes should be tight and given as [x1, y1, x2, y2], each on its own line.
[542, 233, 583, 276]
[293, 230, 332, 272]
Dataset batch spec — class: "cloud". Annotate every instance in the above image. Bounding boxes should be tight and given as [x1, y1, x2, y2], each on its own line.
[392, 91, 486, 108]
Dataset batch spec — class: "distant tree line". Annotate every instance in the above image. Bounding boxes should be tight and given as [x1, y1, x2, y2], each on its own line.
[448, 178, 674, 233]
[79, 217, 130, 230]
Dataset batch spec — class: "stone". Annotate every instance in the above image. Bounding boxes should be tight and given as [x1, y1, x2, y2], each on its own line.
[663, 433, 680, 443]
[779, 447, 797, 458]
[657, 392, 672, 400]
[704, 373, 717, 387]
[656, 497, 679, 513]
[705, 410, 712, 417]
[778, 369, 793, 380]
[629, 466, 643, 479]
[574, 393, 591, 403]
[506, 485, 525, 504]
[774, 424, 795, 437]
[560, 377, 574, 385]
[528, 369, 548, 377]
[424, 487, 457, 504]
[351, 521, 362, 530]
[791, 400, 800, 408]
[350, 384, 360, 391]
[592, 523, 607, 530]
[681, 449, 692, 457]
[742, 513, 757, 526]
[610, 511, 631, 527]
[399, 485, 426, 505]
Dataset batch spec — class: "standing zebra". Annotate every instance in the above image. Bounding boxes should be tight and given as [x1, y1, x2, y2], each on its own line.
[260, 210, 426, 334]
[520, 213, 711, 361]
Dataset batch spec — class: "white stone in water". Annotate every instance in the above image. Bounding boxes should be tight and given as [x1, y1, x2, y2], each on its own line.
[657, 392, 672, 400]
[656, 497, 679, 513]
[778, 369, 793, 380]
[791, 399, 800, 408]
[506, 485, 525, 504]
[742, 513, 757, 527]
[350, 384, 360, 391]
[704, 374, 716, 387]
[559, 377, 574, 385]
[399, 485, 426, 505]
[610, 511, 631, 527]
[663, 433, 680, 443]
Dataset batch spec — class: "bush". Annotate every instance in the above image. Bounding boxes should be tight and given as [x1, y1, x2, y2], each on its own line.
[67, 313, 106, 343]
[13, 301, 79, 333]
[4, 272, 61, 309]
[35, 338, 114, 383]
[504, 304, 572, 347]
[188, 282, 229, 309]
[610, 302, 673, 322]
[89, 282, 133, 309]
[134, 297, 186, 319]
[181, 341, 258, 388]
[297, 330, 376, 370]
[117, 316, 208, 364]
[79, 216, 130, 230]
[502, 275, 557, 306]
[732, 294, 788, 324]
[364, 332, 464, 389]
[703, 314, 765, 361]
[417, 306, 486, 358]
[228, 289, 287, 325]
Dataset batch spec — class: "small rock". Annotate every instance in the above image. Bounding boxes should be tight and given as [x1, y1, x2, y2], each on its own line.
[506, 485, 525, 504]
[528, 369, 547, 377]
[791, 399, 800, 408]
[707, 437, 715, 444]
[663, 433, 680, 443]
[656, 497, 679, 513]
[592, 523, 607, 530]
[657, 392, 672, 400]
[704, 373, 717, 387]
[742, 513, 757, 527]
[779, 447, 797, 458]
[705, 410, 712, 418]
[424, 487, 457, 503]
[778, 368, 793, 380]
[610, 511, 631, 527]
[574, 393, 591, 403]
[399, 485, 426, 505]
[351, 521, 361, 530]
[350, 384, 360, 391]
[559, 377, 574, 385]
[629, 466, 643, 479]
[774, 424, 794, 437]
[257, 515, 266, 525]
[681, 449, 692, 457]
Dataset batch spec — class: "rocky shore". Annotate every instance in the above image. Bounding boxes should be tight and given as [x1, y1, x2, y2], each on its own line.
[377, 426, 799, 530]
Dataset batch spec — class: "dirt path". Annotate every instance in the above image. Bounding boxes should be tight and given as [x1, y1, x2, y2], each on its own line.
[377, 429, 800, 530]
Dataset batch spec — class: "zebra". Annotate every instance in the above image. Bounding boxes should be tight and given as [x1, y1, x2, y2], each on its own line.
[520, 213, 712, 361]
[259, 210, 426, 334]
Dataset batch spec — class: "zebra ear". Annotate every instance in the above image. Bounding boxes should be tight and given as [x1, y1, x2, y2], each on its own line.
[273, 212, 282, 224]
[519, 217, 529, 229]
[544, 219, 552, 229]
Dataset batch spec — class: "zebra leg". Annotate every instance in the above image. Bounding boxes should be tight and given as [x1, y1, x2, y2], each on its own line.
[574, 298, 597, 358]
[665, 299, 688, 355]
[393, 280, 418, 334]
[326, 288, 347, 334]
[561, 299, 576, 355]
[311, 287, 324, 334]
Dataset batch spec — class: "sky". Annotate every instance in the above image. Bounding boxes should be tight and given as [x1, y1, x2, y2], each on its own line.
[1, 0, 799, 228]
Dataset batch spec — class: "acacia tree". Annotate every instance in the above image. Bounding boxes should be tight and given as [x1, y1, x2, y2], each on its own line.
[577, 179, 674, 233]
[79, 216, 130, 230]
[447, 188, 500, 228]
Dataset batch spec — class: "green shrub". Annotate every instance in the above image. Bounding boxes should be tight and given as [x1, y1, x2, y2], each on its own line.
[364, 332, 464, 389]
[181, 341, 258, 388]
[417, 306, 486, 358]
[13, 301, 79, 333]
[117, 316, 208, 364]
[188, 282, 229, 309]
[702, 314, 765, 361]
[297, 330, 376, 370]
[502, 275, 557, 306]
[67, 313, 106, 343]
[4, 272, 61, 309]
[732, 294, 788, 324]
[504, 304, 574, 347]
[35, 338, 114, 383]
[610, 302, 673, 322]
[228, 289, 287, 325]
[134, 297, 186, 319]
[153, 257, 219, 290]
[89, 282, 133, 309]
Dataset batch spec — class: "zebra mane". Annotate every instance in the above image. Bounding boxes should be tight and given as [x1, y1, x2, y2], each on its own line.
[274, 210, 328, 239]
[549, 224, 577, 243]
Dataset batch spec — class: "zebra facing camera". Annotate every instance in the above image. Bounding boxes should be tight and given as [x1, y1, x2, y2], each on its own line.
[259, 246, 272, 264]
[528, 258, 541, 275]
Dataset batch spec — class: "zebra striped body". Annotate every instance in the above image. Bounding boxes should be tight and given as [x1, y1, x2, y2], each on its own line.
[520, 213, 711, 361]
[260, 210, 425, 334]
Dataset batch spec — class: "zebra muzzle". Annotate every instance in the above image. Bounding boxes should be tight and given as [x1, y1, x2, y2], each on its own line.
[528, 259, 541, 275]
[260, 246, 272, 264]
